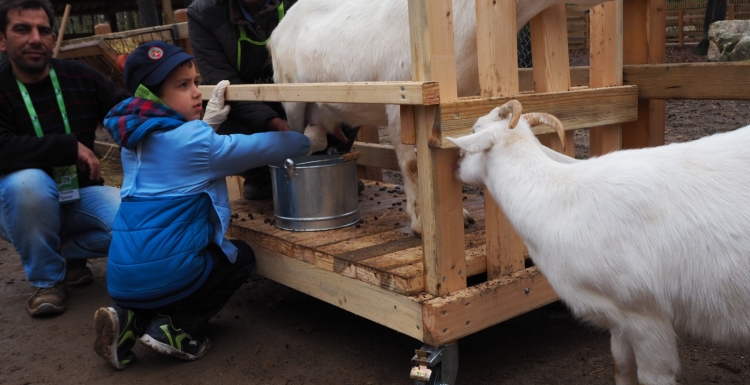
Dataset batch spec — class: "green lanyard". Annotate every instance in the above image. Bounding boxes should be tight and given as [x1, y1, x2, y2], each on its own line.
[237, 2, 285, 70]
[15, 66, 71, 137]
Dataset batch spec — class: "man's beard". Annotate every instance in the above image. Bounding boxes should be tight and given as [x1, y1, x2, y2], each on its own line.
[11, 50, 51, 76]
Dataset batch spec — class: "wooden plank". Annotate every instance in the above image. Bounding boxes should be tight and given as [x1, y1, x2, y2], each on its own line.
[350, 142, 400, 171]
[530, 4, 574, 156]
[623, 62, 750, 100]
[475, 0, 522, 283]
[355, 126, 383, 182]
[251, 246, 428, 341]
[437, 86, 639, 148]
[588, 0, 623, 157]
[199, 82, 440, 105]
[226, 175, 243, 202]
[622, 0, 667, 149]
[475, 0, 519, 96]
[422, 267, 558, 346]
[408, 0, 466, 296]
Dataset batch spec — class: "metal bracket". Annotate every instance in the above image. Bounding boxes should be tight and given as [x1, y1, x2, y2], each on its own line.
[409, 341, 459, 384]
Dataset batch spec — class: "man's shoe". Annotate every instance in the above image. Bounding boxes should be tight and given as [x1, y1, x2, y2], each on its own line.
[243, 179, 273, 200]
[139, 315, 211, 361]
[26, 282, 66, 316]
[94, 306, 141, 370]
[66, 259, 94, 287]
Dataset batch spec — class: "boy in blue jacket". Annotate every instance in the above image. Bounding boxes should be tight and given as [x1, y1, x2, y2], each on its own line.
[93, 41, 324, 369]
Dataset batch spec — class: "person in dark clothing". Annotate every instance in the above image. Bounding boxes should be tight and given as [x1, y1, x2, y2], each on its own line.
[187, 0, 298, 200]
[0, 0, 128, 316]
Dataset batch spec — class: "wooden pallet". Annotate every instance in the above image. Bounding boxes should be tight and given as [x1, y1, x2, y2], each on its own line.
[227, 181, 504, 296]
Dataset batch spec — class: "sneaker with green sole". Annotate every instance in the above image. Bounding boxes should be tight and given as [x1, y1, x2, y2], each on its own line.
[139, 315, 211, 361]
[94, 306, 141, 369]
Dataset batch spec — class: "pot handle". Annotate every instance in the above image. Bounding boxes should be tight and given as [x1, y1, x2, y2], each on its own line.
[284, 158, 296, 180]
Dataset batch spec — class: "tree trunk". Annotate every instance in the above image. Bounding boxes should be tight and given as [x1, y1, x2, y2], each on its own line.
[694, 0, 727, 55]
[138, 0, 160, 28]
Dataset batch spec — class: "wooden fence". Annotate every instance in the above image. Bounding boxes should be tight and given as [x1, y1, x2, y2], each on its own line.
[565, 3, 750, 50]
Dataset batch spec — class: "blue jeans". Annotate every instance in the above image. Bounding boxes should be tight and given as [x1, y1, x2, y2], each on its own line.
[0, 169, 120, 288]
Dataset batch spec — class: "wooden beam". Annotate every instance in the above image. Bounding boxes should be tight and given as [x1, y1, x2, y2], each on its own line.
[589, 0, 623, 157]
[250, 246, 427, 341]
[530, 4, 574, 156]
[623, 62, 750, 100]
[200, 82, 440, 105]
[422, 267, 558, 346]
[475, 0, 524, 283]
[437, 86, 638, 149]
[520, 62, 750, 100]
[622, 0, 666, 149]
[350, 142, 400, 171]
[408, 0, 466, 297]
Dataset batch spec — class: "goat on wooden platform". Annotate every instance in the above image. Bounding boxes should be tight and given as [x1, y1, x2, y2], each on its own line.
[268, 0, 608, 236]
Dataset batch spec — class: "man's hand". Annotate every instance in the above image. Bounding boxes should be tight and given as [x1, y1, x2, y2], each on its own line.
[203, 80, 231, 130]
[267, 117, 292, 132]
[77, 142, 100, 180]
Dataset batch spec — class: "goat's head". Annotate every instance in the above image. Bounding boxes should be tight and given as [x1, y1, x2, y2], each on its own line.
[447, 100, 565, 186]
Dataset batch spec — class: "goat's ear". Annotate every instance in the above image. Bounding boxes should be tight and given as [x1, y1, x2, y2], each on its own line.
[446, 130, 494, 153]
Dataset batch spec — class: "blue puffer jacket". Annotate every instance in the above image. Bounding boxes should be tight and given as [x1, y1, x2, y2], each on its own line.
[103, 87, 310, 308]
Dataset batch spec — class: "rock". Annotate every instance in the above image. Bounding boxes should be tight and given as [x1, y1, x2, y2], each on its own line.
[707, 20, 750, 61]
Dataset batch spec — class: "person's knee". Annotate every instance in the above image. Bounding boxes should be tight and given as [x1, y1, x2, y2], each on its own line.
[1, 170, 57, 212]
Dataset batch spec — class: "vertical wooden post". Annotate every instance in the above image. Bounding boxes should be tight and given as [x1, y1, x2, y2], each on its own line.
[585, 12, 591, 51]
[678, 8, 684, 47]
[530, 4, 573, 156]
[173, 9, 193, 54]
[622, 0, 666, 149]
[475, 0, 525, 280]
[407, 0, 466, 296]
[162, 0, 174, 25]
[589, 0, 623, 156]
[729, 4, 735, 20]
[356, 127, 383, 182]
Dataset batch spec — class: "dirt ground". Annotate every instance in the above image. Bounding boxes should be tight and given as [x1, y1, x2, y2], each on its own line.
[2, 46, 750, 385]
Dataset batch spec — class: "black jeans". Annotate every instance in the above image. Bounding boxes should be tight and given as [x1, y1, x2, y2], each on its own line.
[121, 239, 255, 336]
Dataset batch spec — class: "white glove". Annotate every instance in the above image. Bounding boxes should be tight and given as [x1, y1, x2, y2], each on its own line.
[203, 80, 231, 131]
[304, 125, 328, 155]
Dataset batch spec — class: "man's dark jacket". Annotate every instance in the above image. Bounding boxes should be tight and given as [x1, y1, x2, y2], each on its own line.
[187, 0, 296, 133]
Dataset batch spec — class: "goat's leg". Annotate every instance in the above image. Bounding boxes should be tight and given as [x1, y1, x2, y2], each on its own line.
[610, 327, 638, 385]
[386, 106, 421, 236]
[627, 318, 680, 385]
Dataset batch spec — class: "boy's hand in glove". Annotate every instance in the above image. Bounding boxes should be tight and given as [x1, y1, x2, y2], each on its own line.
[304, 125, 328, 155]
[203, 80, 231, 130]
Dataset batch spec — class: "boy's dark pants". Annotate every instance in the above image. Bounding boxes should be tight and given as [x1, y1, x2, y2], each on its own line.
[121, 239, 255, 336]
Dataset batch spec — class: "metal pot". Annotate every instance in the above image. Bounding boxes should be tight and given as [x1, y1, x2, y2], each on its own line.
[269, 153, 360, 231]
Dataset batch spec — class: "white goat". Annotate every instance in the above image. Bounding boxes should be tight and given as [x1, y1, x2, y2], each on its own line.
[447, 100, 750, 385]
[268, 0, 607, 235]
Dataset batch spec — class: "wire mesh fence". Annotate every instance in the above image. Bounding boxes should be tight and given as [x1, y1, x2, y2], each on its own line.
[517, 23, 533, 68]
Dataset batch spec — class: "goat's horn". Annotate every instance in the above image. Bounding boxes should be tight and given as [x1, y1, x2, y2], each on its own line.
[522, 113, 566, 150]
[497, 100, 522, 129]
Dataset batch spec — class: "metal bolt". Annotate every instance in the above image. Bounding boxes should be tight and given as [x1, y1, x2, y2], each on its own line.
[524, 287, 531, 294]
[401, 95, 406, 99]
[401, 86, 405, 91]
[443, 328, 448, 333]
[442, 311, 447, 315]
[454, 113, 460, 118]
[458, 270, 463, 276]
[465, 320, 471, 325]
[416, 325, 420, 330]
[442, 276, 446, 282]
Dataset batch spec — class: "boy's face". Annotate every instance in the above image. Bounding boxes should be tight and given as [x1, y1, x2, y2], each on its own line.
[159, 63, 203, 121]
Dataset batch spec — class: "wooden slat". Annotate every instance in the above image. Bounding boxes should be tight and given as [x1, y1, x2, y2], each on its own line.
[530, 4, 574, 156]
[408, 0, 467, 297]
[355, 126, 383, 181]
[251, 246, 428, 341]
[422, 267, 558, 346]
[199, 82, 440, 105]
[623, 62, 750, 100]
[350, 142, 399, 171]
[437, 86, 639, 148]
[589, 0, 623, 157]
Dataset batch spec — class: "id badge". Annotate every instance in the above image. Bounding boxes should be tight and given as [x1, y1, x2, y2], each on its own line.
[53, 165, 81, 204]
